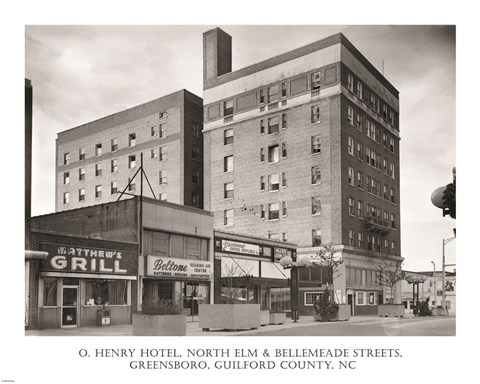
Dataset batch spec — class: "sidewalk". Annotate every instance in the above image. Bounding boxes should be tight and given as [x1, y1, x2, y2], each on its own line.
[25, 314, 422, 337]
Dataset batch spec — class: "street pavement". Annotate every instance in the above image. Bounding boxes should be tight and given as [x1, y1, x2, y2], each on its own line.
[25, 314, 455, 337]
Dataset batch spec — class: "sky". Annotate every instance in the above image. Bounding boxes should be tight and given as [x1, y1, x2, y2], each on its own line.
[24, 25, 456, 272]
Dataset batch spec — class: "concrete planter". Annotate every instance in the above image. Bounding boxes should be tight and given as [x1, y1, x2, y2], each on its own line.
[269, 312, 286, 325]
[260, 310, 270, 326]
[377, 304, 405, 317]
[313, 304, 351, 322]
[132, 313, 186, 336]
[199, 304, 261, 331]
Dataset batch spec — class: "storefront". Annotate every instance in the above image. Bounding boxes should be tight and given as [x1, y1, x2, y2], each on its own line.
[213, 231, 297, 313]
[38, 243, 136, 329]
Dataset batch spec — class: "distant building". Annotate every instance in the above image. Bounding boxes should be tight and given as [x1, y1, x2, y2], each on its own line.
[55, 89, 204, 211]
[202, 28, 402, 315]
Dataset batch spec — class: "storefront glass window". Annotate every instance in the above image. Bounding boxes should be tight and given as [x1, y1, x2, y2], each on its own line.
[85, 280, 128, 306]
[270, 287, 290, 312]
[43, 278, 57, 306]
[183, 282, 210, 316]
[143, 280, 173, 306]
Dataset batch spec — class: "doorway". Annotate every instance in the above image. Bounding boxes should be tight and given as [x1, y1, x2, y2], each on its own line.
[347, 293, 354, 316]
[61, 286, 78, 327]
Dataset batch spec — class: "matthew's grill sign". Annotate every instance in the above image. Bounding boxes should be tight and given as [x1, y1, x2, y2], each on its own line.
[41, 243, 133, 275]
[147, 256, 213, 280]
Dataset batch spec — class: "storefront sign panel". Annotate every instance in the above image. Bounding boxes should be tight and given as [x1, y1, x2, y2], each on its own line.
[221, 240, 260, 256]
[147, 256, 213, 280]
[41, 243, 133, 275]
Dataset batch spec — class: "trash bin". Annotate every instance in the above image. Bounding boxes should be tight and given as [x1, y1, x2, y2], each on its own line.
[97, 309, 111, 326]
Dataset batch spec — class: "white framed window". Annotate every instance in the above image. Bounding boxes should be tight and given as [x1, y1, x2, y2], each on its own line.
[78, 188, 85, 201]
[357, 232, 364, 248]
[389, 137, 395, 153]
[268, 116, 279, 134]
[282, 201, 288, 216]
[268, 85, 279, 103]
[357, 142, 363, 160]
[224, 209, 234, 226]
[192, 145, 200, 160]
[348, 136, 354, 155]
[348, 229, 355, 246]
[111, 181, 118, 195]
[357, 171, 363, 189]
[259, 89, 265, 104]
[282, 143, 287, 158]
[268, 174, 279, 191]
[260, 204, 265, 219]
[151, 126, 158, 137]
[347, 106, 354, 125]
[383, 184, 389, 200]
[348, 197, 355, 216]
[192, 170, 200, 184]
[357, 200, 364, 218]
[223, 99, 234, 116]
[368, 292, 377, 305]
[224, 155, 233, 172]
[281, 172, 287, 188]
[151, 148, 157, 159]
[312, 196, 321, 215]
[64, 152, 70, 165]
[63, 192, 69, 205]
[63, 172, 69, 185]
[79, 148, 85, 161]
[347, 73, 354, 92]
[311, 135, 321, 154]
[95, 143, 102, 156]
[311, 166, 321, 184]
[111, 138, 118, 152]
[312, 229, 322, 246]
[260, 119, 265, 134]
[281, 113, 287, 129]
[95, 185, 102, 198]
[356, 82, 363, 99]
[160, 170, 168, 185]
[160, 124, 167, 138]
[281, 82, 287, 98]
[268, 203, 279, 220]
[224, 182, 234, 199]
[348, 167, 354, 185]
[391, 213, 396, 229]
[95, 163, 102, 177]
[356, 291, 365, 306]
[128, 155, 136, 169]
[356, 114, 363, 131]
[391, 241, 396, 255]
[111, 159, 118, 173]
[311, 104, 321, 123]
[391, 188, 396, 204]
[260, 147, 265, 162]
[390, 163, 395, 179]
[159, 192, 167, 201]
[224, 128, 233, 145]
[79, 167, 85, 181]
[305, 292, 323, 306]
[268, 145, 279, 163]
[160, 146, 168, 161]
[311, 71, 321, 90]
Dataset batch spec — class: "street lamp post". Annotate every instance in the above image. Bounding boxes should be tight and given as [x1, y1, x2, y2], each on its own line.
[431, 261, 437, 316]
[442, 236, 455, 315]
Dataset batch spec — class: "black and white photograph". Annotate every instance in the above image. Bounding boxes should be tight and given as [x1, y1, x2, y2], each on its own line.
[2, 1, 477, 383]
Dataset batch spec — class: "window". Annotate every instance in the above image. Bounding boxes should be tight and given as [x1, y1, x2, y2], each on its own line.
[260, 120, 265, 134]
[160, 170, 168, 185]
[95, 163, 102, 177]
[348, 136, 354, 155]
[311, 105, 321, 123]
[111, 159, 118, 173]
[63, 192, 69, 205]
[282, 201, 288, 216]
[111, 138, 118, 152]
[356, 142, 363, 160]
[358, 232, 364, 248]
[384, 239, 390, 254]
[192, 145, 200, 160]
[312, 229, 322, 246]
[85, 280, 128, 306]
[268, 233, 280, 240]
[275, 171, 285, 189]
[383, 159, 388, 174]
[348, 197, 355, 216]
[357, 292, 365, 305]
[192, 122, 201, 138]
[151, 126, 158, 137]
[383, 184, 389, 200]
[79, 167, 85, 181]
[357, 200, 364, 218]
[159, 111, 167, 119]
[383, 133, 388, 148]
[128, 178, 136, 192]
[382, 105, 388, 119]
[347, 106, 354, 125]
[268, 145, 279, 163]
[192, 170, 200, 184]
[79, 188, 85, 201]
[259, 89, 265, 104]
[64, 153, 70, 165]
[260, 176, 265, 191]
[224, 128, 233, 145]
[43, 278, 57, 306]
[160, 124, 167, 138]
[224, 155, 233, 172]
[224, 182, 234, 199]
[159, 146, 168, 161]
[391, 213, 396, 229]
[260, 204, 265, 219]
[95, 143, 102, 156]
[268, 85, 279, 102]
[391, 241, 396, 255]
[390, 163, 395, 179]
[282, 233, 288, 242]
[390, 137, 395, 153]
[63, 172, 69, 185]
[311, 166, 321, 184]
[348, 229, 355, 246]
[389, 110, 395, 125]
[312, 71, 321, 90]
[268, 174, 280, 191]
[268, 203, 279, 220]
[312, 196, 321, 215]
[347, 73, 354, 92]
[357, 171, 363, 189]
[79, 148, 85, 161]
[281, 82, 287, 97]
[356, 114, 363, 131]
[282, 113, 287, 129]
[384, 210, 389, 222]
[311, 135, 321, 153]
[356, 82, 363, 99]
[260, 147, 265, 162]
[111, 181, 118, 195]
[129, 155, 136, 168]
[223, 99, 233, 116]
[192, 193, 199, 207]
[159, 192, 167, 201]
[268, 116, 279, 134]
[366, 120, 372, 139]
[348, 167, 354, 186]
[149, 148, 157, 159]
[95, 185, 102, 198]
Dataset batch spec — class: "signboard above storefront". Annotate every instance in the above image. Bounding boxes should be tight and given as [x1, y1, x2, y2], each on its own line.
[146, 256, 213, 280]
[41, 243, 133, 275]
[221, 239, 260, 256]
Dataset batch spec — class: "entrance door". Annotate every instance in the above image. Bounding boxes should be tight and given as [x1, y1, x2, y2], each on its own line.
[62, 286, 78, 327]
[347, 293, 354, 316]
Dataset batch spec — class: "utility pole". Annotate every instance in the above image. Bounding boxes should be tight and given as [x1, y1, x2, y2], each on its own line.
[442, 236, 455, 314]
[431, 261, 437, 316]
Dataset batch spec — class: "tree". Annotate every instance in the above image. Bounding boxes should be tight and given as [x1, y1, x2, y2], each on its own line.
[375, 260, 405, 304]
[313, 287, 339, 322]
[442, 181, 456, 219]
[313, 243, 344, 303]
[218, 259, 253, 304]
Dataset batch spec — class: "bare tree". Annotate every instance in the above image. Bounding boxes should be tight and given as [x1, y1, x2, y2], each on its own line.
[313, 243, 343, 303]
[219, 258, 253, 304]
[375, 260, 405, 303]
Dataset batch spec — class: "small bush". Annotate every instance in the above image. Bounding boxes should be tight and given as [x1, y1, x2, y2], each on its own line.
[417, 297, 433, 317]
[314, 288, 339, 321]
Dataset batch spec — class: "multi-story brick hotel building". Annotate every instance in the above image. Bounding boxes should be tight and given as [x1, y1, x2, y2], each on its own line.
[55, 89, 204, 211]
[202, 28, 402, 314]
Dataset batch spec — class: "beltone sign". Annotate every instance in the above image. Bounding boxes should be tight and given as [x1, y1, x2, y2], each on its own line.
[41, 243, 133, 275]
[147, 256, 213, 280]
